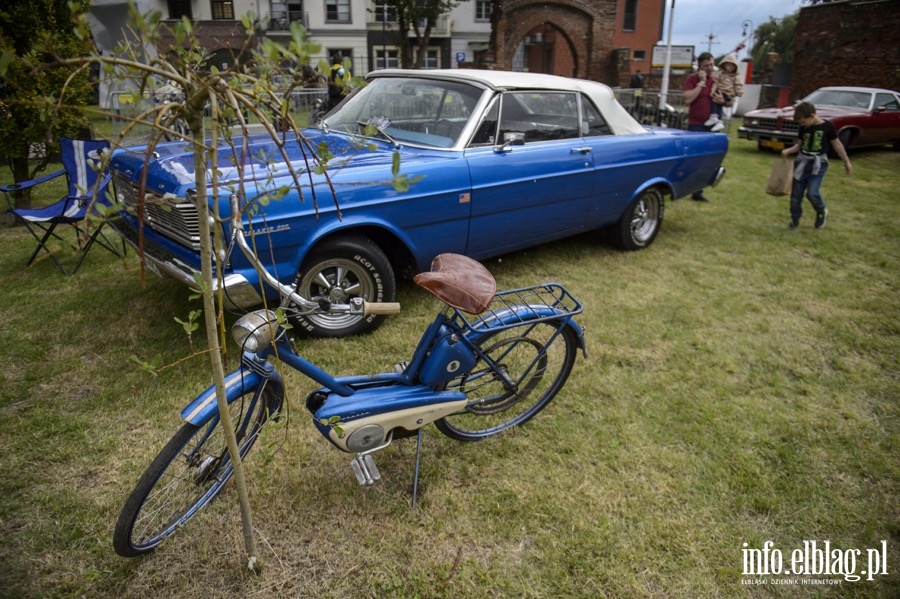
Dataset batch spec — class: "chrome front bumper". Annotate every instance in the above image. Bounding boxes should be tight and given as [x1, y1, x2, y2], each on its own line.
[110, 221, 264, 309]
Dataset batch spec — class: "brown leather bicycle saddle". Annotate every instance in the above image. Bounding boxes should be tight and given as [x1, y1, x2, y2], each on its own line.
[413, 253, 497, 315]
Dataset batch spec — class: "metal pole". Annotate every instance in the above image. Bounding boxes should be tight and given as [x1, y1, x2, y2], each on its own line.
[383, 2, 387, 68]
[658, 0, 675, 111]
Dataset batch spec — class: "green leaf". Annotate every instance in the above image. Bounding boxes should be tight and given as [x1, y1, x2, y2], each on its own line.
[191, 271, 212, 294]
[130, 354, 162, 376]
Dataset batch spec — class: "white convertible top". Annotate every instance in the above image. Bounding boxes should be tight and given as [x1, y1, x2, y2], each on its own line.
[368, 69, 649, 136]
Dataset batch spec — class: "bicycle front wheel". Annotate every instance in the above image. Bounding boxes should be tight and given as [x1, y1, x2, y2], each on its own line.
[435, 320, 578, 441]
[113, 383, 282, 557]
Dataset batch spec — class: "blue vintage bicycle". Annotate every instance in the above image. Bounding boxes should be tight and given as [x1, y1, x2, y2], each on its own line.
[113, 198, 585, 557]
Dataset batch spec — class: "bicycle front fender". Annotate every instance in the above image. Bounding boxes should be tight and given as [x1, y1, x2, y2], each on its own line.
[180, 362, 284, 426]
[465, 306, 587, 357]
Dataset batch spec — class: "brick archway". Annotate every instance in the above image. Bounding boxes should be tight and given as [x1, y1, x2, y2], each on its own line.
[511, 21, 581, 77]
[490, 0, 617, 82]
[505, 11, 589, 78]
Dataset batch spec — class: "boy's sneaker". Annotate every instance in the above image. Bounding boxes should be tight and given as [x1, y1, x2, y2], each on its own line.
[711, 121, 725, 132]
[814, 209, 828, 229]
[704, 114, 720, 127]
[788, 221, 799, 230]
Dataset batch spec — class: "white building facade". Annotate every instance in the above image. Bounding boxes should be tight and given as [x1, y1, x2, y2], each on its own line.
[146, 0, 493, 74]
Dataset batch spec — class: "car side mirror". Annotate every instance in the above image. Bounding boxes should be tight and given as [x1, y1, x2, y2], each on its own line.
[495, 131, 525, 153]
[503, 131, 525, 145]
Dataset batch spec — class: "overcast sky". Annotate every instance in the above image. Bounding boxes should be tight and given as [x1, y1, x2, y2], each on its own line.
[664, 0, 803, 60]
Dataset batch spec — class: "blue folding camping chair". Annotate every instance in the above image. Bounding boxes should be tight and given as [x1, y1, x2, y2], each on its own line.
[1, 137, 125, 275]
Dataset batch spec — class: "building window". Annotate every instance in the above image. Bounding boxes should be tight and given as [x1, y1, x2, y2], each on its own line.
[373, 0, 397, 22]
[326, 0, 351, 22]
[633, 49, 646, 62]
[167, 0, 192, 19]
[422, 49, 439, 69]
[211, 0, 234, 19]
[623, 0, 637, 32]
[375, 49, 399, 69]
[475, 0, 491, 21]
[288, 3, 306, 26]
[329, 48, 354, 69]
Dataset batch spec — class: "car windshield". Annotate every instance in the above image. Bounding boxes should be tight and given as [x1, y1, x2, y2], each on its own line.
[805, 89, 872, 110]
[319, 77, 485, 148]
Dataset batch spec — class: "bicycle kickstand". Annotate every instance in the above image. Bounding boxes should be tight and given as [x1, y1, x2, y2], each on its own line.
[411, 428, 423, 509]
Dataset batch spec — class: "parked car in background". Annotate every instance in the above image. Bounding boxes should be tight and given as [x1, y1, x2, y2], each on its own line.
[109, 69, 727, 337]
[739, 86, 900, 152]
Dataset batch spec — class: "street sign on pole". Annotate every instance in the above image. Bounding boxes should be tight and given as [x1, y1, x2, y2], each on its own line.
[652, 45, 694, 69]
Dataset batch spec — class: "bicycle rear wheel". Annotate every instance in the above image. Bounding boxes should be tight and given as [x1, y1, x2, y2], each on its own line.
[113, 383, 281, 557]
[435, 320, 577, 441]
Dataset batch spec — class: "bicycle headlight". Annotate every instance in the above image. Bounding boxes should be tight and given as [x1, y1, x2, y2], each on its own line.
[232, 310, 279, 353]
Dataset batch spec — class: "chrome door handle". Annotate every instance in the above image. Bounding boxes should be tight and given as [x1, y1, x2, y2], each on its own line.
[570, 147, 591, 154]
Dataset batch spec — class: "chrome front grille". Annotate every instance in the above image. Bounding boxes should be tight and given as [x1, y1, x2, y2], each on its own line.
[753, 118, 779, 130]
[749, 117, 799, 133]
[112, 172, 201, 250]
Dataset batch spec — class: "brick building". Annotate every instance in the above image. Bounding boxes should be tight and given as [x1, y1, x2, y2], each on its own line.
[156, 21, 254, 70]
[91, 0, 666, 89]
[486, 0, 665, 84]
[792, 0, 900, 99]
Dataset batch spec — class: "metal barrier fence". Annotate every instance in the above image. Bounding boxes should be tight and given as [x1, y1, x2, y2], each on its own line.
[614, 88, 688, 129]
[366, 93, 472, 120]
[106, 88, 329, 145]
[105, 86, 697, 144]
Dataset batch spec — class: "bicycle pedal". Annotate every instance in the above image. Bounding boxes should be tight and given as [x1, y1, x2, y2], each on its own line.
[350, 454, 381, 486]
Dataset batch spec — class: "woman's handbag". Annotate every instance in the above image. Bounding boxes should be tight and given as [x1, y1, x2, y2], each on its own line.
[766, 159, 794, 196]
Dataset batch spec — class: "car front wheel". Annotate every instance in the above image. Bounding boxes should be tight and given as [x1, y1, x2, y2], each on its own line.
[291, 235, 396, 337]
[832, 129, 854, 157]
[609, 188, 664, 251]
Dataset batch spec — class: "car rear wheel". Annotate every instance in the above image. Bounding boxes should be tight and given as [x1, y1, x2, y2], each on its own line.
[608, 188, 664, 251]
[290, 235, 396, 337]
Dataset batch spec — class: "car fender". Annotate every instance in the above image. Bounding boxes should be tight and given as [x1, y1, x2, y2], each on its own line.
[227, 211, 415, 288]
[287, 213, 426, 273]
[629, 177, 674, 202]
[836, 125, 859, 146]
[180, 361, 285, 426]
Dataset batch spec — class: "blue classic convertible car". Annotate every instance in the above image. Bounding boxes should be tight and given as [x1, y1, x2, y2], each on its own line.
[109, 69, 726, 337]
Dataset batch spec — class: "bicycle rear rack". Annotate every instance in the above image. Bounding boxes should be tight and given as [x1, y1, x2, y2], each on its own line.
[450, 283, 583, 334]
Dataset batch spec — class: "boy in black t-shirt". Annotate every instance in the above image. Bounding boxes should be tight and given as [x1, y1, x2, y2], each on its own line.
[781, 101, 853, 229]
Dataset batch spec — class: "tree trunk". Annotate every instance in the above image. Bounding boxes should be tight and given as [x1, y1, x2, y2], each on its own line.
[8, 156, 34, 209]
[188, 110, 259, 568]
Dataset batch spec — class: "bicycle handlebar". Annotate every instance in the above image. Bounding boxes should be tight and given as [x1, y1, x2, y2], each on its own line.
[364, 302, 401, 315]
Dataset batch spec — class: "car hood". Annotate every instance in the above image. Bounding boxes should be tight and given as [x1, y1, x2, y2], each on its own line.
[109, 129, 450, 199]
[744, 104, 868, 120]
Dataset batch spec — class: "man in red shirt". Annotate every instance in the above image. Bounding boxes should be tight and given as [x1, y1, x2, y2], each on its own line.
[684, 52, 727, 201]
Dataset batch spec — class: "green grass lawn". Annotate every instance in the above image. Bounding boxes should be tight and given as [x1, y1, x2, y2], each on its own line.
[0, 130, 897, 598]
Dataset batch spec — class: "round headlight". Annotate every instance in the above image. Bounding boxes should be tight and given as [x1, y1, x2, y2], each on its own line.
[232, 310, 279, 352]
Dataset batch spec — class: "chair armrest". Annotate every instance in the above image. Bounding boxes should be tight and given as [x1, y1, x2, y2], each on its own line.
[0, 169, 66, 194]
[76, 174, 114, 211]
